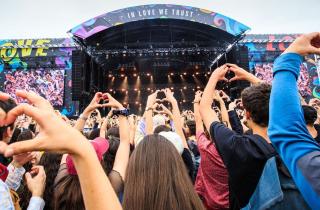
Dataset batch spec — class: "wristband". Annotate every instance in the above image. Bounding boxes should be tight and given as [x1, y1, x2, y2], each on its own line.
[113, 109, 130, 117]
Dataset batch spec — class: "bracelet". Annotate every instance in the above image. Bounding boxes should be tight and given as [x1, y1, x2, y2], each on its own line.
[79, 114, 88, 121]
[192, 101, 200, 104]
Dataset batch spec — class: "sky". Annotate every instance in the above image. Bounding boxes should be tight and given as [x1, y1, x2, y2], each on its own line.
[0, 0, 319, 39]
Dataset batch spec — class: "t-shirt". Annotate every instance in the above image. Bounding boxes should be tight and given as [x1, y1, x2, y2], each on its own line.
[210, 122, 277, 208]
[195, 132, 229, 210]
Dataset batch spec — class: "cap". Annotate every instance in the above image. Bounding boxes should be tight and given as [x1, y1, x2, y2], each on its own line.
[66, 137, 109, 175]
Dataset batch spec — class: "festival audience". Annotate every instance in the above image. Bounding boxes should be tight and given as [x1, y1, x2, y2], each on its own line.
[0, 32, 319, 210]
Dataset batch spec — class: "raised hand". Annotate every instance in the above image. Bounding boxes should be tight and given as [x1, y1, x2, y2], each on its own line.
[146, 90, 159, 108]
[194, 91, 202, 103]
[227, 63, 261, 84]
[284, 32, 320, 56]
[102, 93, 124, 110]
[25, 166, 46, 197]
[83, 92, 104, 114]
[0, 90, 88, 156]
[210, 64, 228, 82]
[12, 152, 37, 168]
[159, 104, 173, 119]
[163, 88, 177, 104]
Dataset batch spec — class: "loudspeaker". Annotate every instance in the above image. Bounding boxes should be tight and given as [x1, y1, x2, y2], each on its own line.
[72, 50, 89, 101]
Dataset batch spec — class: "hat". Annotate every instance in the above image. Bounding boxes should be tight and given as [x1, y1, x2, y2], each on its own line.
[153, 114, 166, 130]
[159, 131, 184, 154]
[66, 137, 109, 175]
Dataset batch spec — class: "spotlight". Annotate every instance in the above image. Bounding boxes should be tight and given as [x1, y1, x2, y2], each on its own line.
[134, 88, 138, 91]
[121, 74, 125, 77]
[183, 72, 187, 75]
[133, 67, 137, 71]
[196, 72, 199, 75]
[183, 100, 186, 103]
[133, 73, 137, 77]
[170, 87, 174, 90]
[135, 101, 139, 105]
[108, 74, 112, 78]
[147, 73, 150, 76]
[170, 73, 174, 76]
[147, 88, 151, 91]
[195, 65, 199, 70]
[183, 86, 187, 90]
[109, 89, 113, 92]
[122, 88, 125, 92]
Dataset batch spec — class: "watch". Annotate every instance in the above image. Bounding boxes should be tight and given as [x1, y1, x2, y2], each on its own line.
[113, 108, 130, 117]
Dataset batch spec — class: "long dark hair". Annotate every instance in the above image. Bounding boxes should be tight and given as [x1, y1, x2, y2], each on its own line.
[53, 174, 85, 210]
[39, 152, 63, 210]
[123, 134, 204, 210]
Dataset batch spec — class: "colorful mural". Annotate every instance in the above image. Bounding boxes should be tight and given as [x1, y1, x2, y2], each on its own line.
[69, 4, 250, 39]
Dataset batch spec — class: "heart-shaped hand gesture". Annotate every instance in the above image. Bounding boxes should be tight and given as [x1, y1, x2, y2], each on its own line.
[284, 32, 320, 56]
[0, 90, 89, 157]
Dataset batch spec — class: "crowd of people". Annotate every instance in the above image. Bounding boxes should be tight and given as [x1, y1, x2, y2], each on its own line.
[0, 32, 319, 210]
[4, 69, 65, 107]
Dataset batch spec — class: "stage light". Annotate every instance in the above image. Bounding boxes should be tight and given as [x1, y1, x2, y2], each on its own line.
[147, 88, 151, 91]
[121, 74, 125, 77]
[123, 54, 126, 57]
[195, 65, 199, 70]
[108, 74, 112, 78]
[121, 67, 124, 71]
[197, 86, 200, 89]
[170, 87, 174, 90]
[183, 72, 187, 75]
[133, 73, 137, 77]
[133, 67, 137, 71]
[122, 88, 125, 92]
[109, 89, 113, 92]
[134, 88, 138, 91]
[183, 100, 186, 103]
[183, 86, 187, 90]
[147, 73, 150, 76]
[170, 73, 174, 76]
[196, 72, 199, 75]
[207, 71, 211, 74]
[135, 101, 139, 105]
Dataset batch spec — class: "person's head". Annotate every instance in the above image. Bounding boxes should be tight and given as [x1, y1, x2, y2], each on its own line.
[106, 126, 120, 139]
[154, 124, 171, 134]
[184, 120, 196, 137]
[103, 136, 120, 174]
[241, 83, 271, 128]
[88, 128, 100, 140]
[123, 134, 204, 210]
[0, 98, 17, 143]
[16, 129, 34, 141]
[54, 138, 109, 210]
[38, 153, 63, 210]
[302, 105, 318, 126]
[53, 173, 84, 210]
